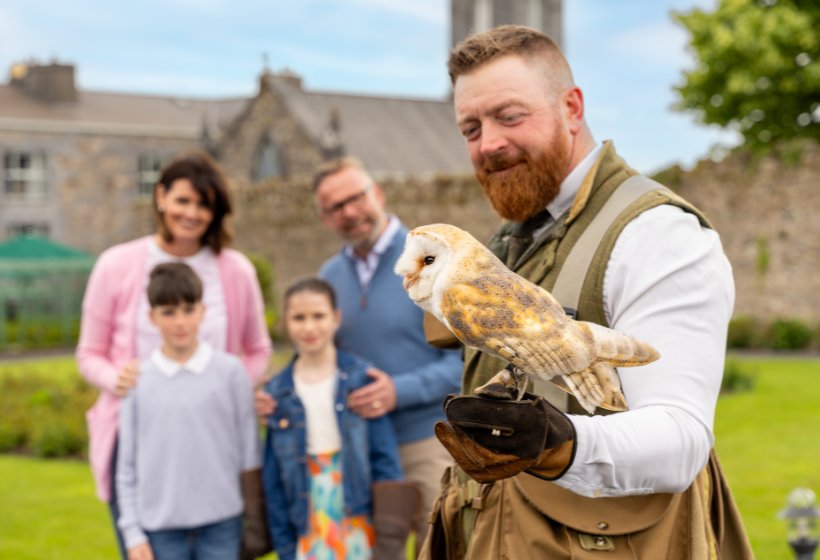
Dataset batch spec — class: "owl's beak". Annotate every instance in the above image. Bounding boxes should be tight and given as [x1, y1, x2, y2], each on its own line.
[403, 273, 419, 291]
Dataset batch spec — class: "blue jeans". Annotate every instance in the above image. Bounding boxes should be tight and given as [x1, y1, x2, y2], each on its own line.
[146, 515, 242, 560]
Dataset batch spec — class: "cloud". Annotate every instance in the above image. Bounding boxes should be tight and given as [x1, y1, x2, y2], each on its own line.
[609, 18, 691, 69]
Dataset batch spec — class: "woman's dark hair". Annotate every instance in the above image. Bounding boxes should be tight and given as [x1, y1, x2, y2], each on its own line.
[283, 277, 337, 311]
[154, 151, 233, 253]
[147, 262, 203, 307]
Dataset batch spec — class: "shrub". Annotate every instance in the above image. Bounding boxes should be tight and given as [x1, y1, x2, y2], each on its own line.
[764, 318, 814, 351]
[721, 359, 755, 394]
[727, 316, 760, 349]
[0, 372, 96, 458]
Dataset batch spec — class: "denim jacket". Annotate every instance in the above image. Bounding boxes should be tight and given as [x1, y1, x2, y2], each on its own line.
[262, 350, 403, 560]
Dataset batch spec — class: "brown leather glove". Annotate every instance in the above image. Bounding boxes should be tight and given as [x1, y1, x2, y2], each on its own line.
[240, 468, 273, 560]
[435, 385, 576, 483]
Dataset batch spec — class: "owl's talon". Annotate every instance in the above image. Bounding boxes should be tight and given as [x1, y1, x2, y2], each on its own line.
[474, 382, 515, 400]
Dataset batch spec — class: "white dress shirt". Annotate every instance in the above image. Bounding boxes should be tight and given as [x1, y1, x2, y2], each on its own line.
[545, 144, 735, 497]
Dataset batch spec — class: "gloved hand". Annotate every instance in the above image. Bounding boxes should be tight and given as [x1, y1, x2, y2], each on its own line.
[240, 468, 273, 560]
[434, 384, 576, 483]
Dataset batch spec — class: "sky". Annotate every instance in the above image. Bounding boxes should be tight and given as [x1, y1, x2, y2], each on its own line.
[0, 0, 741, 175]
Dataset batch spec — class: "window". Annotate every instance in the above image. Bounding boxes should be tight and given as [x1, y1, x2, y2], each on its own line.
[7, 223, 50, 237]
[138, 154, 167, 197]
[4, 151, 47, 200]
[253, 135, 285, 181]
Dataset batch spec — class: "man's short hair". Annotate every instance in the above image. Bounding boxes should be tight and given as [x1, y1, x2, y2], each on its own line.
[311, 157, 368, 192]
[147, 262, 203, 307]
[447, 24, 572, 88]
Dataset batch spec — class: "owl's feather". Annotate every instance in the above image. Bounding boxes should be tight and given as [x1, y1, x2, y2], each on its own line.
[395, 223, 660, 413]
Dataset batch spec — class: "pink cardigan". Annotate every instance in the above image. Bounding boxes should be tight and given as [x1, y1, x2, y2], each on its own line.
[75, 236, 273, 501]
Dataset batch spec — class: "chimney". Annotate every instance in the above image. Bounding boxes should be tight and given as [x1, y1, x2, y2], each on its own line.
[11, 61, 78, 103]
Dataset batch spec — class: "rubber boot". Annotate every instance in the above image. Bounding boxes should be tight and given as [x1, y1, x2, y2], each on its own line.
[372, 480, 423, 560]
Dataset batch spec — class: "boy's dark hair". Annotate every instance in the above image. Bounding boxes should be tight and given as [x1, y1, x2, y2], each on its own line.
[147, 262, 203, 307]
[284, 277, 337, 310]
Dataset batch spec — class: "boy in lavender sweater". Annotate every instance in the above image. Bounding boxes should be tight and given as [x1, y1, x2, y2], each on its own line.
[116, 262, 269, 560]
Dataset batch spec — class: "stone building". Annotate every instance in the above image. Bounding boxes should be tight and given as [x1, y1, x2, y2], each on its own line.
[0, 0, 562, 254]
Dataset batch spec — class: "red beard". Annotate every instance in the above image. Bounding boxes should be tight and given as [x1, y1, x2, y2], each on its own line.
[476, 134, 571, 222]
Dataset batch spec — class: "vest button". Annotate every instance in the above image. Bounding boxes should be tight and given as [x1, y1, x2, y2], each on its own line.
[278, 418, 289, 429]
[597, 521, 609, 530]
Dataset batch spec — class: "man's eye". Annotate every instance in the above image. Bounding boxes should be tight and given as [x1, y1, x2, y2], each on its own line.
[461, 125, 479, 140]
[424, 256, 436, 265]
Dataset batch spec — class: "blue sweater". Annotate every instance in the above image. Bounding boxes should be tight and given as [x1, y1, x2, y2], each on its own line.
[319, 223, 463, 444]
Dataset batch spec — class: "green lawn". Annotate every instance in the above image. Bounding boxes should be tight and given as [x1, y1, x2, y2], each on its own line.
[714, 355, 820, 559]
[1, 354, 817, 558]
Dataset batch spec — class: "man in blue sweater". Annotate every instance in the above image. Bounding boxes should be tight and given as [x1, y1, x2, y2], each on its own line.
[313, 157, 463, 547]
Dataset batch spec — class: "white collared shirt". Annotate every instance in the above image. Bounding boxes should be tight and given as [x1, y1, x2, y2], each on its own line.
[150, 342, 213, 378]
[533, 144, 735, 498]
[344, 215, 401, 290]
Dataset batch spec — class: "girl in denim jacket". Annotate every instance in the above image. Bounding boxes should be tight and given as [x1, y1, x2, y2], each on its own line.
[262, 278, 414, 560]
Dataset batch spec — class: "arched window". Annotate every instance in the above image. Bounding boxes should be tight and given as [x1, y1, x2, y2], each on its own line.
[253, 134, 285, 181]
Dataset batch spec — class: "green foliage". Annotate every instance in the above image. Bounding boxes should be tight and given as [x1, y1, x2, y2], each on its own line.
[727, 315, 817, 350]
[673, 0, 820, 151]
[721, 358, 756, 393]
[246, 252, 276, 308]
[1, 317, 80, 352]
[246, 252, 279, 340]
[764, 318, 814, 350]
[0, 366, 97, 458]
[755, 235, 770, 276]
[727, 315, 761, 349]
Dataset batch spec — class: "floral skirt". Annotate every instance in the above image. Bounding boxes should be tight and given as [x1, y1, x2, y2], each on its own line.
[297, 451, 374, 560]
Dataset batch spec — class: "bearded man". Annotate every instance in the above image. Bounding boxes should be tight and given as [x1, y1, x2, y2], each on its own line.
[421, 25, 754, 560]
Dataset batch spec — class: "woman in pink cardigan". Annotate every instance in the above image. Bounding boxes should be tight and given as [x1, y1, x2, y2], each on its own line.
[76, 152, 272, 558]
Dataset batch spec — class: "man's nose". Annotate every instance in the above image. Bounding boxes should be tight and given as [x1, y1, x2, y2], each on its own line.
[478, 124, 509, 157]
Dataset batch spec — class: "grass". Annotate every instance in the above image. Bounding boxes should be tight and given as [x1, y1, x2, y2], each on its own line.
[0, 353, 817, 558]
[714, 354, 820, 559]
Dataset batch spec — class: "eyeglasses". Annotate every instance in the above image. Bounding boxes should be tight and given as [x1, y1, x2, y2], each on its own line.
[319, 184, 373, 218]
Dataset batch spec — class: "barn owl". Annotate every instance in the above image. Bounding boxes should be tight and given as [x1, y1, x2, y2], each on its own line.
[394, 223, 659, 413]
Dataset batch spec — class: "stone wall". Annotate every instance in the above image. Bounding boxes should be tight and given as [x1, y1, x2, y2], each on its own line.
[231, 173, 501, 301]
[666, 141, 819, 323]
[230, 141, 819, 325]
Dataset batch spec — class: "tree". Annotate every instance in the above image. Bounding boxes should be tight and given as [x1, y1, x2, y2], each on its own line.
[673, 0, 819, 151]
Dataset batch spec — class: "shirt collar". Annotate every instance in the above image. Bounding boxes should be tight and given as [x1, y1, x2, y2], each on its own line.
[344, 215, 400, 261]
[151, 341, 213, 378]
[546, 143, 603, 221]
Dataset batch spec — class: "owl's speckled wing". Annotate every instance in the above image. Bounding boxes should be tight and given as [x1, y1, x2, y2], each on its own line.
[440, 270, 598, 379]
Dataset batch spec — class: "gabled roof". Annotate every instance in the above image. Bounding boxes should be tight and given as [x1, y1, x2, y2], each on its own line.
[0, 83, 246, 138]
[267, 75, 472, 177]
[0, 69, 473, 177]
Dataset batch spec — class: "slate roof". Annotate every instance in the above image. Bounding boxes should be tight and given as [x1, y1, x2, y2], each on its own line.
[267, 75, 471, 177]
[0, 70, 472, 177]
[0, 83, 245, 138]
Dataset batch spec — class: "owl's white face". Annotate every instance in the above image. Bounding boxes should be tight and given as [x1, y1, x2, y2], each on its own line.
[394, 231, 452, 317]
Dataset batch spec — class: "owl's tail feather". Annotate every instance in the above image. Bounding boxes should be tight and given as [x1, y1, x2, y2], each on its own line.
[561, 362, 628, 414]
[582, 321, 660, 367]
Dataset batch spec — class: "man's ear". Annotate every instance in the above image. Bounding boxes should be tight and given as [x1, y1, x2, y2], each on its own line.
[148, 308, 158, 327]
[562, 87, 585, 134]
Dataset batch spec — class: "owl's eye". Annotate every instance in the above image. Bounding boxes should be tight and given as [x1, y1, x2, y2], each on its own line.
[423, 256, 436, 266]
